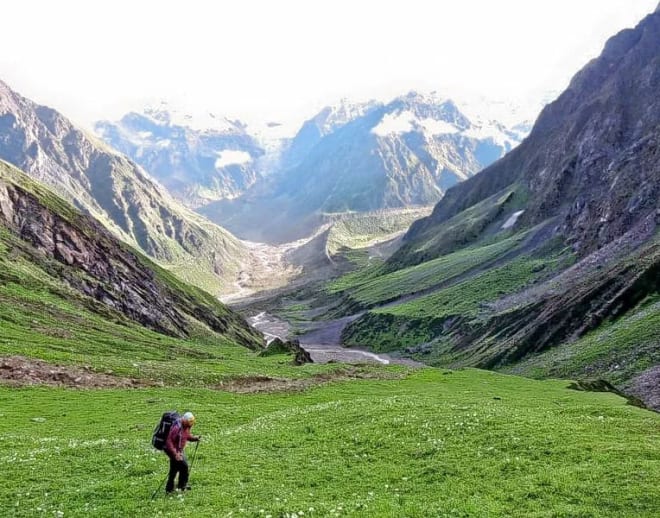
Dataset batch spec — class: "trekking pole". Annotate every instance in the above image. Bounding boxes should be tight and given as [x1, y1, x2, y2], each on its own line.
[151, 473, 168, 500]
[189, 441, 200, 474]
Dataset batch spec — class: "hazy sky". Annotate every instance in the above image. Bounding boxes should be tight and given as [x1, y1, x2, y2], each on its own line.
[0, 0, 656, 128]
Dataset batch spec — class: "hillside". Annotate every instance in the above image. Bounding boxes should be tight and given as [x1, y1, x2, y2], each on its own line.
[318, 10, 660, 408]
[200, 93, 525, 243]
[0, 80, 247, 294]
[0, 159, 261, 348]
[1, 165, 658, 515]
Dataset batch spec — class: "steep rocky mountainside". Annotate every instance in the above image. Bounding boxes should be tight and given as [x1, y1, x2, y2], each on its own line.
[336, 11, 660, 408]
[95, 106, 265, 208]
[0, 80, 246, 294]
[397, 12, 660, 266]
[201, 92, 525, 243]
[0, 160, 262, 347]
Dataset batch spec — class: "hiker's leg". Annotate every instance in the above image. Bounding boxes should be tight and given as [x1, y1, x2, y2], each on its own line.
[166, 452, 178, 493]
[177, 457, 189, 489]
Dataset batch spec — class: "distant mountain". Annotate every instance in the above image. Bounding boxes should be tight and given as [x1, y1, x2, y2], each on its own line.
[201, 92, 529, 243]
[95, 103, 265, 208]
[340, 9, 660, 407]
[0, 80, 246, 295]
[281, 98, 381, 169]
[0, 159, 262, 347]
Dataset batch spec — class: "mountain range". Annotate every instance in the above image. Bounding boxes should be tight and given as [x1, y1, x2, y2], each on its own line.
[197, 91, 530, 243]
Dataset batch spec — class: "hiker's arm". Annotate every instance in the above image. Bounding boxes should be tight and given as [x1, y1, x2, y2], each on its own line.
[164, 429, 177, 456]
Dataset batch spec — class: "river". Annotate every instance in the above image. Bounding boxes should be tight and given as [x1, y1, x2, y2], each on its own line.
[248, 312, 422, 366]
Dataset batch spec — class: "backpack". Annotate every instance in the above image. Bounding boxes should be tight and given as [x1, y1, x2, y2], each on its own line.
[152, 411, 180, 451]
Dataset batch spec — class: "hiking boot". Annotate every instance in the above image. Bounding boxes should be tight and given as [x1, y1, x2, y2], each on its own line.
[180, 485, 192, 491]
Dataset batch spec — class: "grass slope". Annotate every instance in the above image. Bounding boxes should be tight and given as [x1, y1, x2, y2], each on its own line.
[0, 223, 333, 384]
[0, 165, 260, 347]
[342, 250, 567, 355]
[1, 370, 658, 517]
[329, 229, 529, 306]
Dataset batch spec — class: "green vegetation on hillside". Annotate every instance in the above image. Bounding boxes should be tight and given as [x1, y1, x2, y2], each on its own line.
[329, 229, 529, 306]
[0, 225, 338, 384]
[0, 160, 260, 346]
[342, 253, 565, 354]
[325, 207, 432, 255]
[390, 187, 527, 269]
[380, 255, 558, 320]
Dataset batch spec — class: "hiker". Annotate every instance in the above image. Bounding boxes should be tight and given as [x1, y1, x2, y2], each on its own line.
[164, 411, 201, 493]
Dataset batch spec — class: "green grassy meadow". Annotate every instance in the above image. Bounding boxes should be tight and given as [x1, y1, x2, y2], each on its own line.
[2, 369, 659, 518]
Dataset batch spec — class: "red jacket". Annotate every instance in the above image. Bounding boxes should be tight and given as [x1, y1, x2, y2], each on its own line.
[165, 421, 198, 456]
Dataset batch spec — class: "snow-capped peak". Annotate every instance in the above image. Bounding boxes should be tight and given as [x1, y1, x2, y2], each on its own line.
[312, 98, 381, 135]
[142, 101, 244, 133]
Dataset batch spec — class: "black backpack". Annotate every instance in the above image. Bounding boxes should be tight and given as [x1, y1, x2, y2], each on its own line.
[152, 411, 180, 451]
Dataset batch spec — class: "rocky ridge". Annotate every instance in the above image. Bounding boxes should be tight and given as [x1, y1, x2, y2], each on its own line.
[0, 159, 262, 347]
[0, 80, 247, 294]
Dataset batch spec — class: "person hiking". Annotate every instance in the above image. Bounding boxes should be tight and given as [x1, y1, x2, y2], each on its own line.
[164, 411, 200, 493]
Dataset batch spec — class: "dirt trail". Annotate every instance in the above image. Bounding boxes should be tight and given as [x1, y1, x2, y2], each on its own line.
[0, 356, 150, 388]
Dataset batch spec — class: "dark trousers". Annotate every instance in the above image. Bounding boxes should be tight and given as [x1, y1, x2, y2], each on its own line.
[165, 451, 189, 492]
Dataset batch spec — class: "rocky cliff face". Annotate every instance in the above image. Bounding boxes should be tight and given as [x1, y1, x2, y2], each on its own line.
[0, 160, 262, 348]
[0, 80, 246, 294]
[400, 12, 660, 264]
[95, 107, 264, 208]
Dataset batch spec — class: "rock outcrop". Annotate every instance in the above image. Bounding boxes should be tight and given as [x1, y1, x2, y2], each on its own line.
[399, 12, 660, 264]
[259, 338, 313, 365]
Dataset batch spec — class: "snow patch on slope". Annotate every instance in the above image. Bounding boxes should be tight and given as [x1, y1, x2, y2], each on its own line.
[215, 150, 252, 168]
[371, 111, 415, 136]
[371, 111, 461, 137]
[501, 210, 525, 229]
